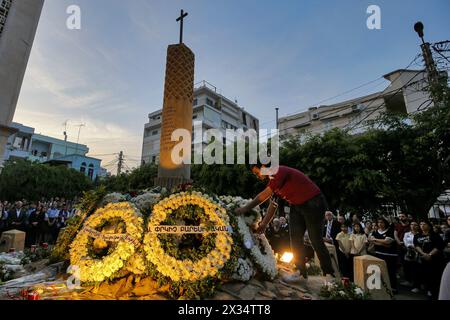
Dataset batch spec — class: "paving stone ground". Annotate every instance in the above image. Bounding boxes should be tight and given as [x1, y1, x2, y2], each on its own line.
[0, 261, 428, 300]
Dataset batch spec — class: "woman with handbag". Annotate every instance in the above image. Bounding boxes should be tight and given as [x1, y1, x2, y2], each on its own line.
[368, 217, 398, 294]
[403, 221, 421, 293]
[414, 219, 446, 300]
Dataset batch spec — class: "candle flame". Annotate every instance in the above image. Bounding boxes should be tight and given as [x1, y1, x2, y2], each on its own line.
[280, 252, 294, 263]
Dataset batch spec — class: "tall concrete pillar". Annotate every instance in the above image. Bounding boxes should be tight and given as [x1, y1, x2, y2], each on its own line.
[0, 0, 45, 168]
[154, 43, 195, 190]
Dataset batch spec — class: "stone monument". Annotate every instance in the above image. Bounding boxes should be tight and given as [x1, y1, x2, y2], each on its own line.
[353, 255, 392, 300]
[0, 0, 45, 168]
[154, 10, 195, 189]
[0, 229, 26, 253]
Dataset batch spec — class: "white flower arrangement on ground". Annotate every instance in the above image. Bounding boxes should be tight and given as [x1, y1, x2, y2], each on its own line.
[69, 202, 143, 283]
[131, 192, 161, 212]
[236, 216, 278, 280]
[102, 192, 127, 205]
[143, 191, 233, 282]
[218, 196, 263, 228]
[231, 257, 255, 282]
[320, 280, 371, 300]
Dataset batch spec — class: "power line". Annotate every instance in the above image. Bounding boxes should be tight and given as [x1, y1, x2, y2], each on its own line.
[88, 153, 119, 157]
[351, 95, 433, 132]
[344, 71, 425, 132]
[258, 75, 391, 128]
[281, 53, 421, 121]
[284, 76, 389, 119]
[261, 56, 427, 139]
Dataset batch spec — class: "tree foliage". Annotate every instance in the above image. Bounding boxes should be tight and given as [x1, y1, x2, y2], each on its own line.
[99, 163, 158, 193]
[280, 80, 450, 219]
[191, 164, 264, 199]
[0, 159, 93, 201]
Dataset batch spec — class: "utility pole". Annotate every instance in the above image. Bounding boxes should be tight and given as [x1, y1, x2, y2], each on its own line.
[414, 22, 440, 90]
[63, 120, 69, 156]
[117, 151, 124, 176]
[74, 123, 85, 155]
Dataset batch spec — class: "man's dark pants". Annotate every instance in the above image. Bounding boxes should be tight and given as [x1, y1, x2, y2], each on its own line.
[289, 193, 334, 276]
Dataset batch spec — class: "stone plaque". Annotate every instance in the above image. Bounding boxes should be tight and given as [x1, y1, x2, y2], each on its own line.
[353, 255, 392, 300]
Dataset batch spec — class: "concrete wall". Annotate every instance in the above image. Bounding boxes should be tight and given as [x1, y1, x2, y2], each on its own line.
[0, 0, 44, 168]
[0, 0, 44, 125]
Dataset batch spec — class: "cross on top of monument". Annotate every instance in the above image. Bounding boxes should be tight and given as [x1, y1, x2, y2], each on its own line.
[176, 9, 188, 44]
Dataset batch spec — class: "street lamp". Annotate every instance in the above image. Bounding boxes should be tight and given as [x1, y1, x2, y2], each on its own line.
[414, 21, 425, 43]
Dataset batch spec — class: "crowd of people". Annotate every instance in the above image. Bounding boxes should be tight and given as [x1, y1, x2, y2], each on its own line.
[0, 198, 77, 247]
[266, 211, 449, 300]
[2, 188, 449, 301]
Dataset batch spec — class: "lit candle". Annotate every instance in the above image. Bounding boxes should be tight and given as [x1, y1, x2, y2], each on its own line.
[280, 252, 294, 264]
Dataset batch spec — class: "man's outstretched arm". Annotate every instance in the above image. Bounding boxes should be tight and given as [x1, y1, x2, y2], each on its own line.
[255, 199, 278, 234]
[235, 187, 273, 215]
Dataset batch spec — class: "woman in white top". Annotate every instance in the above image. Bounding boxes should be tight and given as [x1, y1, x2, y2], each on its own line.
[349, 222, 368, 280]
[336, 222, 352, 278]
[402, 221, 421, 292]
[350, 223, 368, 256]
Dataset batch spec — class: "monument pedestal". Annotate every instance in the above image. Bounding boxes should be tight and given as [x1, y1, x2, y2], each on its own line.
[154, 177, 191, 191]
[353, 255, 392, 300]
[0, 229, 26, 253]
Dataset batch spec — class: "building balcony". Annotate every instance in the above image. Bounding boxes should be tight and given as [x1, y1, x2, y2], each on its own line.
[145, 118, 162, 129]
[7, 149, 30, 160]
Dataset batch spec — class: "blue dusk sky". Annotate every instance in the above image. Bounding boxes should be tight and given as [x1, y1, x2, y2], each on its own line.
[14, 0, 450, 171]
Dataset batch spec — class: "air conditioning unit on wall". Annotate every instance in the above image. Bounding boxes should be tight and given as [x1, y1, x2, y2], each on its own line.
[352, 104, 365, 112]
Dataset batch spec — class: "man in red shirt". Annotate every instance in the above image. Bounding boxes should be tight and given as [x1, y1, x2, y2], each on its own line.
[235, 164, 334, 280]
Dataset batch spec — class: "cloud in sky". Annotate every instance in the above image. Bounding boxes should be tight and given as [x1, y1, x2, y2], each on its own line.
[13, 0, 450, 171]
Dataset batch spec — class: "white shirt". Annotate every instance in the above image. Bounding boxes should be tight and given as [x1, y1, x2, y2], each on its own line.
[350, 233, 368, 255]
[403, 231, 416, 248]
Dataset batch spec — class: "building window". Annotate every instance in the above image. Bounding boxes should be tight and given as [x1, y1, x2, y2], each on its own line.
[80, 162, 87, 174]
[193, 115, 197, 120]
[152, 156, 157, 163]
[193, 99, 198, 106]
[206, 98, 214, 107]
[0, 0, 12, 37]
[88, 164, 94, 179]
[253, 119, 258, 130]
[242, 113, 247, 126]
[152, 130, 158, 136]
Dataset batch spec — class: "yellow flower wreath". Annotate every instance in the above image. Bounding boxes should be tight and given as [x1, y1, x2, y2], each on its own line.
[69, 202, 143, 283]
[143, 192, 233, 282]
